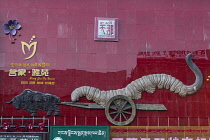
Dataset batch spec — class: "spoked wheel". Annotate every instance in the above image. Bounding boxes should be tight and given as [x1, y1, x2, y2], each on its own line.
[105, 95, 136, 126]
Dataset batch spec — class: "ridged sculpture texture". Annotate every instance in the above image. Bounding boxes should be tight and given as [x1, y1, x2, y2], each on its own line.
[71, 54, 203, 107]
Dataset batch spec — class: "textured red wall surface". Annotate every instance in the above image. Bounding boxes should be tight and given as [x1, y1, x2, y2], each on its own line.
[0, 0, 210, 126]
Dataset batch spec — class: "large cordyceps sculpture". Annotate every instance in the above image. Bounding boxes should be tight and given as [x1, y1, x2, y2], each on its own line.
[71, 53, 203, 107]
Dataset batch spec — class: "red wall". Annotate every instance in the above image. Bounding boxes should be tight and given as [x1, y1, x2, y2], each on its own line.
[0, 0, 210, 126]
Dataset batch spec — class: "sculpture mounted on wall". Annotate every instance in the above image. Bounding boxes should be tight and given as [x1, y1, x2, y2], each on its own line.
[5, 54, 203, 126]
[71, 53, 203, 107]
[3, 19, 21, 43]
[6, 89, 60, 116]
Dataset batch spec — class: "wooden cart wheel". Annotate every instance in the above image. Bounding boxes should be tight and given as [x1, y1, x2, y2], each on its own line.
[105, 95, 136, 126]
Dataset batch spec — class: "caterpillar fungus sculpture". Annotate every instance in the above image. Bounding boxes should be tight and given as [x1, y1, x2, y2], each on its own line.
[71, 53, 203, 107]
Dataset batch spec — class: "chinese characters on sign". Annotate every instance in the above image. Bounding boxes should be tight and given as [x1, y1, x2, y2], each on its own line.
[94, 17, 118, 41]
[8, 63, 56, 85]
[9, 69, 49, 77]
[7, 36, 56, 85]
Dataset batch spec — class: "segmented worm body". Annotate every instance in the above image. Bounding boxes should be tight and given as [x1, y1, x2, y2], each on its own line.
[71, 54, 203, 107]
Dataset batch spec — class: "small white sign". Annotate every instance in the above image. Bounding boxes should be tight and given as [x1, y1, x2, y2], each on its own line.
[94, 17, 119, 41]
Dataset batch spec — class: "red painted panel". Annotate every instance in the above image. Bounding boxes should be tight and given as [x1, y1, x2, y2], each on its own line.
[0, 0, 210, 126]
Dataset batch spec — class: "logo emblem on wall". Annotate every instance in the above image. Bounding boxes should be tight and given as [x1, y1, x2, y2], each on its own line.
[21, 35, 37, 60]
